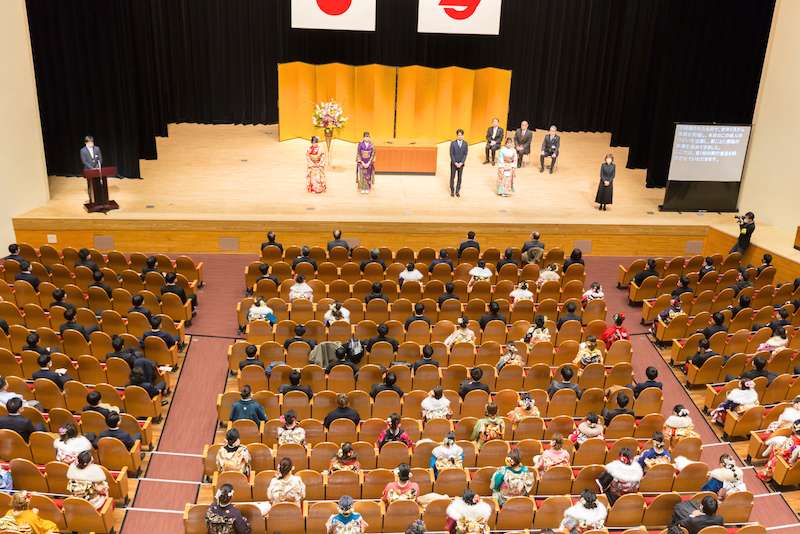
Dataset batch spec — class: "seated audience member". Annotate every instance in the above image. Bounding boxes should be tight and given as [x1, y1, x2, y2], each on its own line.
[581, 282, 604, 305]
[277, 409, 307, 446]
[128, 294, 153, 320]
[382, 462, 419, 506]
[699, 257, 716, 278]
[278, 370, 313, 399]
[467, 259, 492, 289]
[457, 231, 480, 258]
[364, 282, 388, 304]
[0, 398, 47, 442]
[507, 392, 540, 423]
[429, 249, 454, 272]
[764, 308, 791, 335]
[497, 341, 525, 371]
[556, 302, 582, 329]
[601, 392, 634, 426]
[458, 367, 491, 399]
[100, 411, 142, 450]
[283, 324, 317, 350]
[569, 412, 605, 446]
[325, 347, 359, 376]
[405, 303, 431, 331]
[255, 263, 279, 286]
[53, 423, 93, 465]
[521, 314, 551, 348]
[264, 458, 306, 514]
[0, 376, 42, 411]
[360, 248, 386, 272]
[106, 337, 141, 368]
[730, 270, 753, 296]
[601, 313, 629, 349]
[574, 336, 603, 370]
[726, 354, 777, 384]
[664, 405, 700, 447]
[479, 301, 507, 330]
[652, 299, 684, 333]
[684, 339, 719, 373]
[559, 489, 607, 534]
[413, 344, 439, 372]
[445, 316, 477, 348]
[437, 282, 460, 306]
[247, 296, 274, 324]
[323, 394, 361, 429]
[205, 483, 250, 533]
[23, 333, 61, 355]
[757, 253, 773, 276]
[60, 307, 100, 340]
[327, 229, 350, 253]
[627, 366, 662, 398]
[324, 301, 350, 325]
[534, 433, 570, 475]
[563, 248, 584, 271]
[701, 454, 746, 502]
[757, 327, 788, 354]
[729, 294, 751, 317]
[216, 428, 252, 476]
[471, 402, 505, 450]
[547, 366, 581, 398]
[3, 244, 25, 263]
[431, 432, 465, 476]
[50, 288, 78, 314]
[141, 315, 179, 349]
[638, 432, 672, 472]
[83, 391, 119, 418]
[291, 246, 318, 271]
[161, 272, 197, 311]
[369, 371, 404, 399]
[632, 259, 659, 287]
[329, 443, 361, 474]
[89, 270, 113, 298]
[699, 312, 728, 339]
[364, 323, 399, 352]
[260, 231, 283, 252]
[127, 367, 168, 404]
[672, 275, 694, 298]
[230, 385, 267, 424]
[376, 413, 414, 450]
[399, 262, 424, 287]
[597, 447, 643, 505]
[66, 451, 110, 510]
[421, 385, 452, 423]
[509, 281, 534, 309]
[14, 261, 40, 291]
[239, 344, 264, 370]
[0, 490, 59, 533]
[32, 354, 73, 390]
[141, 255, 162, 280]
[677, 495, 724, 534]
[496, 248, 519, 270]
[521, 230, 545, 258]
[536, 263, 561, 288]
[288, 274, 314, 303]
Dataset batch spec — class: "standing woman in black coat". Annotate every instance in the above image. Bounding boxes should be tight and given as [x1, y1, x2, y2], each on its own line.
[595, 154, 615, 211]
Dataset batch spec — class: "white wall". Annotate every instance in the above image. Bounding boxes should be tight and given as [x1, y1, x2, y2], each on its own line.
[0, 0, 49, 246]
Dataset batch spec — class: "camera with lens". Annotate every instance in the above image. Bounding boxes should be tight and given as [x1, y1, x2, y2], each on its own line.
[734, 215, 743, 221]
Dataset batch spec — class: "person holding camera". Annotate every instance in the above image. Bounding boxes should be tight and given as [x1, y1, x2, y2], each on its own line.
[730, 212, 755, 254]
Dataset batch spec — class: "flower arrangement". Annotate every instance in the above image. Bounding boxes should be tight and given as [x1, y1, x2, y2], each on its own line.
[312, 100, 349, 134]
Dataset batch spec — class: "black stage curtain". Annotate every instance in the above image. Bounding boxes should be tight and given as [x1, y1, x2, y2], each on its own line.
[26, 0, 774, 185]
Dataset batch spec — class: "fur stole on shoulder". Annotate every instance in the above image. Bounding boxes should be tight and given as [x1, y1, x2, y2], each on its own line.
[446, 498, 492, 522]
[709, 466, 743, 483]
[67, 463, 106, 483]
[665, 414, 693, 428]
[577, 421, 604, 438]
[726, 387, 758, 406]
[433, 443, 463, 460]
[53, 436, 93, 454]
[779, 406, 800, 423]
[563, 501, 608, 524]
[763, 435, 792, 457]
[673, 456, 695, 472]
[604, 460, 643, 483]
[421, 396, 451, 411]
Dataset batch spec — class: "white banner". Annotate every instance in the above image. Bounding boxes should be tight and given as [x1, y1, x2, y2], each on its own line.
[291, 0, 376, 32]
[418, 0, 502, 35]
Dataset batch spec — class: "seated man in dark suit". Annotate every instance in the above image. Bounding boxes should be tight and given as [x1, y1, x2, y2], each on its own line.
[364, 323, 399, 352]
[3, 244, 25, 264]
[671, 276, 694, 298]
[323, 393, 360, 429]
[556, 302, 582, 329]
[105, 337, 141, 368]
[404, 303, 432, 331]
[360, 248, 386, 272]
[496, 248, 519, 271]
[412, 344, 439, 372]
[100, 412, 142, 450]
[50, 288, 78, 315]
[521, 231, 545, 255]
[239, 344, 264, 370]
[457, 231, 480, 258]
[479, 301, 507, 330]
[141, 256, 162, 280]
[546, 366, 581, 398]
[437, 282, 460, 307]
[458, 367, 491, 399]
[83, 391, 116, 418]
[23, 333, 61, 355]
[677, 496, 724, 534]
[728, 294, 751, 318]
[725, 355, 778, 385]
[327, 229, 350, 253]
[75, 248, 100, 272]
[89, 270, 113, 298]
[161, 272, 197, 311]
[255, 263, 279, 287]
[730, 270, 753, 297]
[699, 257, 716, 279]
[369, 371, 404, 399]
[59, 307, 100, 341]
[324, 347, 358, 376]
[126, 367, 168, 405]
[757, 254, 773, 276]
[601, 392, 635, 426]
[32, 354, 73, 391]
[632, 259, 659, 287]
[128, 294, 153, 321]
[429, 249, 454, 272]
[627, 366, 662, 398]
[698, 312, 727, 339]
[291, 246, 318, 271]
[260, 231, 283, 252]
[0, 398, 47, 442]
[283, 325, 317, 350]
[764, 308, 791, 335]
[684, 338, 718, 374]
[364, 282, 389, 304]
[14, 261, 40, 291]
[278, 370, 313, 399]
[141, 315, 179, 349]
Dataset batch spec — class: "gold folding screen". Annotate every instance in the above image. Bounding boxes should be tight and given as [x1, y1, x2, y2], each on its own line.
[278, 62, 511, 145]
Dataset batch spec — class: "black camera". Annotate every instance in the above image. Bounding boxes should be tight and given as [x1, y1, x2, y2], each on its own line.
[734, 215, 743, 220]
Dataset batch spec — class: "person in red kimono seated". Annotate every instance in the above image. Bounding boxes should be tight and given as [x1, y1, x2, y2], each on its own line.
[601, 313, 629, 349]
[376, 413, 414, 451]
[445, 489, 492, 534]
[759, 419, 800, 482]
[381, 463, 419, 506]
[596, 447, 643, 505]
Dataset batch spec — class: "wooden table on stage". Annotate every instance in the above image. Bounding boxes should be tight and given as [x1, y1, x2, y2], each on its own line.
[795, 227, 800, 251]
[373, 138, 437, 174]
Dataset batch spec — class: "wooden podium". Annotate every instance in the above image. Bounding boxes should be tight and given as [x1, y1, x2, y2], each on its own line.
[83, 166, 119, 213]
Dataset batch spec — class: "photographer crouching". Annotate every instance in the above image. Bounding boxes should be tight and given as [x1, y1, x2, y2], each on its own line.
[730, 212, 755, 255]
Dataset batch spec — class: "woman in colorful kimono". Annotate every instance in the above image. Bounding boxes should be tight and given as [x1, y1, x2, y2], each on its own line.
[277, 409, 307, 446]
[709, 379, 759, 424]
[356, 132, 376, 193]
[534, 433, 571, 475]
[376, 412, 414, 451]
[601, 313, 629, 349]
[766, 397, 800, 432]
[205, 484, 251, 534]
[758, 420, 800, 481]
[536, 263, 561, 289]
[444, 317, 477, 348]
[559, 489, 607, 534]
[573, 335, 603, 372]
[490, 448, 536, 507]
[637, 431, 671, 472]
[581, 282, 604, 306]
[326, 495, 368, 534]
[324, 301, 350, 326]
[507, 392, 540, 424]
[288, 274, 313, 303]
[216, 428, 252, 476]
[329, 442, 361, 474]
[569, 412, 604, 448]
[702, 454, 746, 502]
[264, 457, 306, 515]
[509, 281, 534, 310]
[597, 447, 643, 505]
[53, 423, 93, 466]
[381, 463, 419, 506]
[66, 451, 109, 510]
[496, 138, 517, 197]
[445, 489, 492, 534]
[306, 136, 326, 193]
[664, 405, 700, 448]
[757, 327, 789, 355]
[467, 260, 493, 290]
[471, 402, 506, 450]
[0, 491, 58, 534]
[420, 385, 452, 425]
[496, 341, 525, 371]
[430, 432, 464, 478]
[521, 314, 551, 349]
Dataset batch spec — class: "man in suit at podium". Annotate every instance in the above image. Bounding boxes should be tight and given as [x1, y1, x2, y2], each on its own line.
[514, 121, 532, 168]
[540, 125, 560, 174]
[484, 118, 504, 166]
[449, 129, 468, 197]
[80, 135, 102, 200]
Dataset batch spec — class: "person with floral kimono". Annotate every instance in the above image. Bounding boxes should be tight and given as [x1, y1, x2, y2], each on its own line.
[444, 317, 477, 348]
[471, 402, 506, 450]
[66, 451, 109, 510]
[327, 495, 368, 534]
[277, 409, 307, 446]
[381, 463, 419, 506]
[758, 420, 800, 481]
[507, 392, 540, 424]
[216, 428, 252, 476]
[596, 448, 643, 505]
[445, 489, 491, 534]
[490, 449, 535, 507]
[569, 412, 604, 447]
[559, 489, 607, 534]
[664, 405, 700, 448]
[495, 138, 517, 197]
[702, 454, 746, 502]
[521, 314, 551, 349]
[0, 491, 57, 534]
[430, 432, 464, 478]
[263, 457, 306, 516]
[421, 385, 452, 424]
[356, 132, 376, 193]
[709, 379, 759, 424]
[534, 433, 571, 475]
[766, 397, 800, 432]
[306, 136, 326, 193]
[329, 442, 361, 473]
[637, 432, 671, 472]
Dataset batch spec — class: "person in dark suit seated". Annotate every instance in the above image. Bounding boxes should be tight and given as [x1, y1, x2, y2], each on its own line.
[59, 307, 100, 341]
[255, 263, 279, 287]
[764, 308, 791, 335]
[413, 344, 439, 372]
[671, 276, 694, 298]
[729, 270, 753, 297]
[99, 412, 142, 451]
[684, 339, 718, 374]
[323, 393, 361, 429]
[283, 325, 317, 350]
[364, 323, 399, 352]
[627, 366, 662, 398]
[563, 249, 585, 271]
[0, 398, 46, 442]
[278, 370, 313, 399]
[239, 344, 264, 370]
[327, 229, 350, 253]
[32, 354, 73, 391]
[0, 319, 7, 336]
[14, 261, 40, 291]
[161, 272, 197, 311]
[457, 232, 479, 258]
[105, 337, 141, 368]
[633, 259, 659, 287]
[369, 371, 404, 399]
[698, 257, 716, 279]
[438, 282, 460, 307]
[601, 392, 635, 426]
[404, 303, 432, 331]
[74, 248, 100, 272]
[3, 244, 25, 264]
[50, 288, 78, 315]
[728, 294, 750, 318]
[757, 254, 772, 276]
[140, 256, 162, 281]
[496, 248, 518, 271]
[291, 246, 318, 271]
[324, 347, 358, 376]
[458, 368, 490, 399]
[23, 333, 61, 355]
[546, 366, 581, 398]
[83, 391, 115, 419]
[360, 248, 386, 272]
[677, 495, 724, 534]
[260, 231, 283, 252]
[698, 313, 727, 339]
[429, 249, 454, 272]
[725, 355, 778, 385]
[141, 315, 179, 349]
[89, 270, 113, 298]
[522, 231, 545, 255]
[539, 125, 559, 172]
[556, 302, 582, 329]
[127, 367, 168, 405]
[364, 282, 388, 304]
[479, 301, 507, 330]
[128, 294, 153, 321]
[483, 118, 504, 165]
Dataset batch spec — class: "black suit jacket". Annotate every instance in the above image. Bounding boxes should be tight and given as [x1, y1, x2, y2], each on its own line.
[323, 407, 360, 429]
[601, 407, 635, 426]
[106, 350, 137, 369]
[128, 306, 153, 320]
[699, 266, 716, 279]
[557, 313, 582, 329]
[142, 330, 176, 348]
[458, 380, 490, 399]
[50, 301, 77, 314]
[80, 145, 102, 170]
[541, 134, 560, 156]
[496, 258, 518, 270]
[633, 269, 659, 287]
[514, 129, 533, 153]
[90, 282, 113, 298]
[255, 275, 279, 287]
[404, 316, 431, 330]
[457, 240, 480, 258]
[429, 259, 454, 272]
[671, 286, 694, 298]
[327, 240, 350, 252]
[60, 321, 91, 341]
[740, 368, 778, 385]
[679, 514, 724, 534]
[239, 358, 265, 370]
[278, 384, 313, 399]
[629, 380, 662, 398]
[360, 259, 386, 272]
[413, 358, 439, 372]
[547, 380, 581, 398]
[261, 242, 283, 252]
[369, 383, 404, 399]
[479, 313, 507, 330]
[283, 336, 317, 350]
[32, 369, 73, 390]
[364, 336, 398, 352]
[0, 414, 37, 442]
[83, 405, 113, 418]
[324, 360, 359, 376]
[161, 284, 189, 303]
[75, 260, 100, 272]
[100, 428, 138, 450]
[700, 325, 728, 339]
[14, 272, 40, 291]
[450, 139, 468, 165]
[364, 292, 388, 304]
[438, 293, 460, 307]
[291, 257, 318, 271]
[485, 126, 504, 149]
[521, 240, 545, 253]
[690, 350, 719, 368]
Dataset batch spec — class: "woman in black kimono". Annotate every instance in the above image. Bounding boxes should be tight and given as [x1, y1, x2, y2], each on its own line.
[595, 154, 615, 211]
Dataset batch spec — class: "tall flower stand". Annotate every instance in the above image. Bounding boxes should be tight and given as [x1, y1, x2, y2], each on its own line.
[324, 130, 333, 167]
